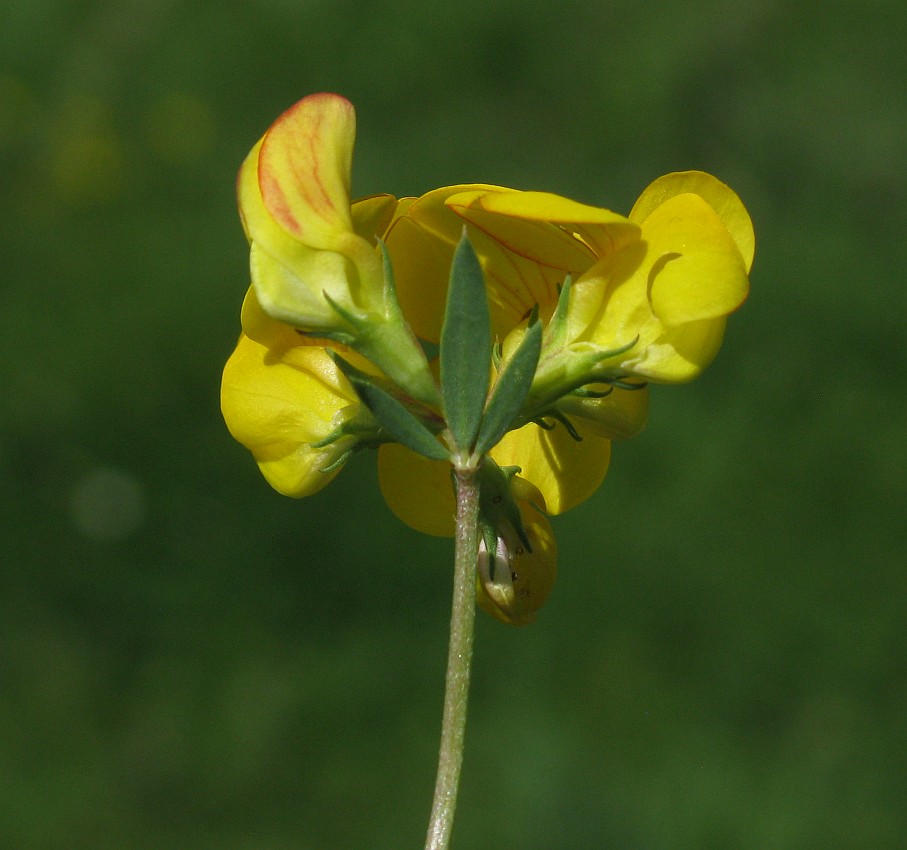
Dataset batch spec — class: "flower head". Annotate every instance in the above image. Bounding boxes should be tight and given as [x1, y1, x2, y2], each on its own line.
[374, 171, 752, 529]
[222, 92, 754, 623]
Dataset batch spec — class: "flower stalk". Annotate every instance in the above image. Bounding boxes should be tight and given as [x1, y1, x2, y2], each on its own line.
[424, 462, 481, 850]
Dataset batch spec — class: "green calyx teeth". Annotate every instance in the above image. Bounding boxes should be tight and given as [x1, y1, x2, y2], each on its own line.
[605, 378, 648, 391]
[531, 410, 582, 441]
[476, 458, 533, 553]
[571, 386, 613, 399]
[318, 448, 355, 473]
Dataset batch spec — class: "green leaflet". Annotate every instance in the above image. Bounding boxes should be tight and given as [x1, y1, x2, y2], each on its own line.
[439, 232, 492, 455]
[328, 352, 449, 463]
[473, 312, 542, 458]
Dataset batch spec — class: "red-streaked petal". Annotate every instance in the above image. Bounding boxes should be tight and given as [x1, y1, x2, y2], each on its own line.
[257, 93, 355, 246]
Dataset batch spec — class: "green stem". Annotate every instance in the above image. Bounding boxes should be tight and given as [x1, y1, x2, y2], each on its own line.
[424, 461, 481, 850]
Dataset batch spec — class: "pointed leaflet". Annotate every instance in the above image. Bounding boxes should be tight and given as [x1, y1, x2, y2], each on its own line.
[328, 353, 449, 462]
[473, 314, 542, 458]
[439, 232, 492, 453]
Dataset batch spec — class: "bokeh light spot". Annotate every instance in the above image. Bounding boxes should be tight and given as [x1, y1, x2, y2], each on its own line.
[69, 467, 147, 541]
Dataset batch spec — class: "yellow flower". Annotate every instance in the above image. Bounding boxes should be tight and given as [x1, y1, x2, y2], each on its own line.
[377, 173, 752, 532]
[221, 289, 372, 497]
[237, 93, 438, 406]
[223, 92, 753, 543]
[457, 173, 754, 383]
[237, 92, 392, 332]
[476, 477, 558, 626]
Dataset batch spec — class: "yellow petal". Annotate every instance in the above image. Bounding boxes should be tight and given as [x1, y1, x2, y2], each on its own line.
[622, 317, 727, 383]
[252, 441, 345, 497]
[400, 183, 513, 245]
[469, 190, 641, 259]
[489, 420, 610, 515]
[389, 184, 584, 340]
[573, 191, 747, 360]
[569, 242, 654, 350]
[239, 285, 304, 351]
[237, 96, 384, 327]
[447, 190, 598, 273]
[221, 333, 358, 496]
[257, 93, 355, 246]
[249, 239, 358, 328]
[351, 193, 398, 242]
[377, 443, 456, 536]
[237, 137, 315, 267]
[630, 171, 755, 272]
[387, 196, 559, 340]
[642, 193, 749, 327]
[384, 215, 457, 342]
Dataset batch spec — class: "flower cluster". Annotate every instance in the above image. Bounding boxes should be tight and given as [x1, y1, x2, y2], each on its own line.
[221, 93, 754, 624]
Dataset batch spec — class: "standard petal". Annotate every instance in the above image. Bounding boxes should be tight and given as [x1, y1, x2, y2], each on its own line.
[257, 93, 356, 246]
[237, 137, 314, 269]
[384, 215, 457, 342]
[447, 190, 598, 273]
[238, 132, 374, 329]
[377, 443, 456, 536]
[238, 95, 387, 326]
[389, 184, 586, 340]
[642, 193, 749, 327]
[249, 239, 357, 329]
[401, 183, 512, 246]
[630, 171, 755, 272]
[489, 420, 610, 515]
[470, 190, 640, 259]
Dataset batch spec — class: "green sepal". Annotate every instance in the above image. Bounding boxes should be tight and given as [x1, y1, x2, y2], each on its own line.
[318, 447, 356, 474]
[328, 351, 449, 463]
[324, 270, 441, 410]
[296, 326, 357, 347]
[309, 403, 388, 452]
[439, 232, 492, 454]
[548, 410, 582, 441]
[603, 377, 648, 391]
[478, 520, 501, 581]
[571, 386, 614, 399]
[544, 275, 573, 349]
[517, 334, 643, 425]
[473, 309, 542, 458]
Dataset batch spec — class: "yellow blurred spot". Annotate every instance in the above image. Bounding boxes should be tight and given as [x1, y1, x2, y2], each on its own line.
[47, 94, 127, 206]
[49, 130, 126, 205]
[144, 92, 215, 164]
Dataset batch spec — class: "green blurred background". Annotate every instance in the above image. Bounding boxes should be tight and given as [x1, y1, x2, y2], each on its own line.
[2, 1, 905, 848]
